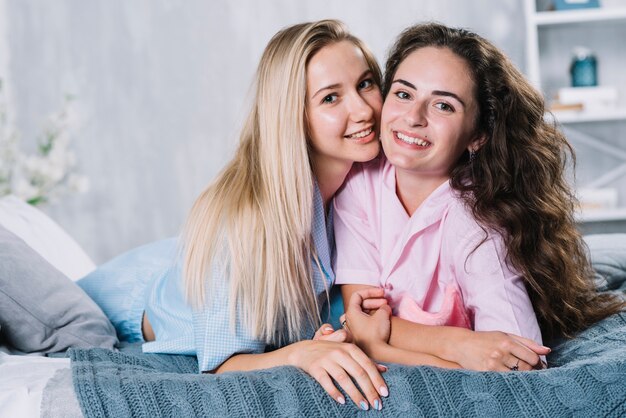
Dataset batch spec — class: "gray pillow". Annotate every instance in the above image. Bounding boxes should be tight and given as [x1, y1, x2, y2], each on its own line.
[0, 225, 118, 353]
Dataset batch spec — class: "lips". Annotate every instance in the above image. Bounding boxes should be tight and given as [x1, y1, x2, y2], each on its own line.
[394, 131, 431, 147]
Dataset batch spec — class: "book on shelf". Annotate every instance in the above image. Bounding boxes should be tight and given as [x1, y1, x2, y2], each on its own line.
[557, 86, 618, 105]
[550, 86, 619, 115]
[577, 187, 618, 211]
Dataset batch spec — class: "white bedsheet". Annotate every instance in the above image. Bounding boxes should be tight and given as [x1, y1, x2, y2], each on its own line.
[0, 346, 71, 418]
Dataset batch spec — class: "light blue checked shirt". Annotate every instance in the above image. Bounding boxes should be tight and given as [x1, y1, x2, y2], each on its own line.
[143, 186, 335, 372]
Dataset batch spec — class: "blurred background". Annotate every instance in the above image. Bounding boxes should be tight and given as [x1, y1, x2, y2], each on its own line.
[1, 0, 624, 263]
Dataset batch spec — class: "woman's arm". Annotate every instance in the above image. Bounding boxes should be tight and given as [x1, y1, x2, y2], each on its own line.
[341, 284, 549, 371]
[341, 287, 459, 368]
[213, 339, 388, 411]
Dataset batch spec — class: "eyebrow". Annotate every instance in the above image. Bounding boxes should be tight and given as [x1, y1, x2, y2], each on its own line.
[391, 79, 466, 107]
[311, 70, 373, 100]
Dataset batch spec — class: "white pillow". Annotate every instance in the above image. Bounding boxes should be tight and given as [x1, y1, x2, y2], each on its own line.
[0, 195, 95, 280]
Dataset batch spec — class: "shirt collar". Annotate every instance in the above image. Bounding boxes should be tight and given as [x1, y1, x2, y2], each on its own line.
[381, 157, 454, 230]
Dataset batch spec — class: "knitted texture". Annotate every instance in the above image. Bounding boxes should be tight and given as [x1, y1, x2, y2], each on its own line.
[70, 312, 626, 417]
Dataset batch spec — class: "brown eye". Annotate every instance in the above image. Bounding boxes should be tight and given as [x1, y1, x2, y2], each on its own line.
[358, 79, 373, 90]
[395, 91, 410, 100]
[435, 102, 454, 112]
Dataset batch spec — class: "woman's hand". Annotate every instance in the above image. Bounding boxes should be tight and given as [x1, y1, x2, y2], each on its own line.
[343, 287, 392, 354]
[287, 340, 388, 411]
[313, 323, 352, 343]
[452, 329, 550, 371]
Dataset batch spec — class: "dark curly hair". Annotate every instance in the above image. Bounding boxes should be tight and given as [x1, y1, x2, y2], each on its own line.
[383, 22, 624, 342]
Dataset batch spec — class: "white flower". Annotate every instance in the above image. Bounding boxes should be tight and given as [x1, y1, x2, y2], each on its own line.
[0, 85, 89, 206]
[13, 178, 40, 201]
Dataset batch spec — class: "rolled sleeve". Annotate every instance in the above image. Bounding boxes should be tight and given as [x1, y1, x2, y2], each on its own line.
[456, 232, 543, 345]
[193, 263, 265, 372]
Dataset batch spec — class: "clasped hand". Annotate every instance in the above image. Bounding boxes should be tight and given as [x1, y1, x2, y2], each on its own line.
[300, 288, 390, 410]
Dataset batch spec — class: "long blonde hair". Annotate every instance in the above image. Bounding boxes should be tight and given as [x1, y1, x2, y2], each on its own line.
[182, 20, 381, 346]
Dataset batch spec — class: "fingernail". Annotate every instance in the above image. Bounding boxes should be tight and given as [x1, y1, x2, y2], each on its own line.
[324, 327, 333, 332]
[337, 396, 345, 405]
[378, 363, 388, 371]
[380, 386, 389, 397]
[542, 346, 551, 351]
[359, 401, 369, 411]
[374, 399, 381, 410]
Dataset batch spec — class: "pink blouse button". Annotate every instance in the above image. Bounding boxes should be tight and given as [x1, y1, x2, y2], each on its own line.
[384, 283, 393, 291]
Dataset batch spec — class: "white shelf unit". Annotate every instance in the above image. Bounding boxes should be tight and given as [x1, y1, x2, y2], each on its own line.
[525, 0, 626, 224]
[534, 7, 626, 25]
[551, 108, 626, 124]
[577, 207, 626, 223]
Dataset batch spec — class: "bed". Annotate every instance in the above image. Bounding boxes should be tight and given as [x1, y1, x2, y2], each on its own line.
[1, 196, 625, 417]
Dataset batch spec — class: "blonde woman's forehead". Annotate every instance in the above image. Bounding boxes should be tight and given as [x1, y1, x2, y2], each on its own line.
[306, 41, 370, 99]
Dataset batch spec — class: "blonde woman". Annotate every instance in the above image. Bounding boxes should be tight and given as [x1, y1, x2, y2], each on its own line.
[79, 20, 388, 411]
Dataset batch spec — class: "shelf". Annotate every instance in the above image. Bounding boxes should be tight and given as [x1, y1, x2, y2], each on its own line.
[577, 207, 626, 223]
[533, 7, 626, 26]
[526, 0, 626, 226]
[549, 107, 626, 124]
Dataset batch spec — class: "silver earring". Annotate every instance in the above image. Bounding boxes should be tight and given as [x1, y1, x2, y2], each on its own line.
[469, 149, 476, 164]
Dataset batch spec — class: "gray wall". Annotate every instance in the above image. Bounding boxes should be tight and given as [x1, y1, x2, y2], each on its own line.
[0, 0, 529, 262]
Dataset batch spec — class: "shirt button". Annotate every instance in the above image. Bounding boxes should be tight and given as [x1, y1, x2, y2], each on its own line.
[384, 283, 393, 291]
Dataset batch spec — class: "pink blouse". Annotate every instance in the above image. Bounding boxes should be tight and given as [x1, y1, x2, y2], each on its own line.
[333, 157, 542, 344]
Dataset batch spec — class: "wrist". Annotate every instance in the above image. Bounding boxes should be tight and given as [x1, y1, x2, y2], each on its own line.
[440, 327, 470, 363]
[285, 340, 306, 367]
[362, 340, 390, 360]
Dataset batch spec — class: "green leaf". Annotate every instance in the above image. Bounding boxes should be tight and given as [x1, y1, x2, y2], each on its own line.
[27, 196, 46, 206]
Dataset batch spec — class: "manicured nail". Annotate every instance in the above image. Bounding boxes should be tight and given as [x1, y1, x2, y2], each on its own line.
[542, 346, 551, 351]
[380, 386, 389, 397]
[337, 396, 345, 405]
[378, 363, 388, 371]
[374, 399, 381, 410]
[360, 401, 369, 411]
[324, 327, 333, 332]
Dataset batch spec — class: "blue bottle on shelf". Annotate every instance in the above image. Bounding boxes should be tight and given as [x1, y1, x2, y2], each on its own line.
[570, 47, 597, 87]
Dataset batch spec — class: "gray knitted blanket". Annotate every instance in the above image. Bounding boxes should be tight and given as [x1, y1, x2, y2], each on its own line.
[70, 311, 626, 417]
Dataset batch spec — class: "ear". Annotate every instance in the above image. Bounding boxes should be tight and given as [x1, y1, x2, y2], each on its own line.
[467, 133, 487, 153]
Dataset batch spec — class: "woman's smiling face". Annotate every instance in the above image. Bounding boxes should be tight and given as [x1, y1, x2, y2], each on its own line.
[381, 46, 483, 181]
[306, 40, 382, 171]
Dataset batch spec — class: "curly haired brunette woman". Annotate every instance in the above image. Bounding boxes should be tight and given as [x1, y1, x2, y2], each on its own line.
[335, 22, 625, 371]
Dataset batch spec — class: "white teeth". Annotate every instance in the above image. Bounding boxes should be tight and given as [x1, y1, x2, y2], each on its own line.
[346, 128, 372, 139]
[396, 132, 430, 146]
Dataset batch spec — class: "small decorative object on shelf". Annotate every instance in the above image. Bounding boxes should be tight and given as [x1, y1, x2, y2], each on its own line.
[553, 0, 599, 11]
[0, 79, 89, 206]
[570, 47, 598, 87]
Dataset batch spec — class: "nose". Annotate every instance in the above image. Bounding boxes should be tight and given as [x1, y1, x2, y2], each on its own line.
[347, 92, 374, 123]
[405, 100, 428, 127]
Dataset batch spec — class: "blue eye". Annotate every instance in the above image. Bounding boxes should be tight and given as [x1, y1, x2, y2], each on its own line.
[322, 94, 338, 104]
